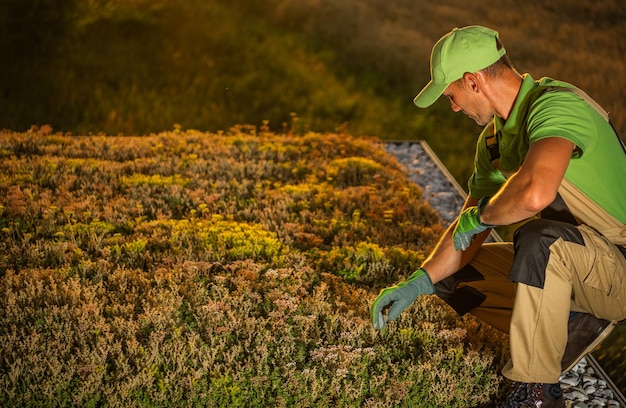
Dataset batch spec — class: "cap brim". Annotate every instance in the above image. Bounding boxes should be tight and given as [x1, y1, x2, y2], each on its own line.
[413, 81, 448, 108]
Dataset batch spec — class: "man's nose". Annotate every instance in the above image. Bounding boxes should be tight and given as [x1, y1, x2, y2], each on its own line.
[450, 99, 462, 113]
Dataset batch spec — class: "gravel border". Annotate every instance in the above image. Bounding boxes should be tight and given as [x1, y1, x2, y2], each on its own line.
[384, 140, 625, 407]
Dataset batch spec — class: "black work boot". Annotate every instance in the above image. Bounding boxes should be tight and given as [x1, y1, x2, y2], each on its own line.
[561, 313, 616, 373]
[496, 382, 565, 408]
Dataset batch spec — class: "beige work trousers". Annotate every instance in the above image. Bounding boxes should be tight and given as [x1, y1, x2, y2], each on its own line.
[463, 225, 626, 384]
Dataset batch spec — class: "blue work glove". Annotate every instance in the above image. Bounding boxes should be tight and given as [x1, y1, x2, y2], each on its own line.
[371, 268, 435, 330]
[452, 197, 494, 251]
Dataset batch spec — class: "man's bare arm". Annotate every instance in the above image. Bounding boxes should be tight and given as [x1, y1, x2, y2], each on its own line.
[422, 196, 491, 284]
[425, 137, 574, 283]
[480, 137, 575, 226]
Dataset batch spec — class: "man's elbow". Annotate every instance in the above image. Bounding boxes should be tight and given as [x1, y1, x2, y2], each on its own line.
[524, 187, 557, 214]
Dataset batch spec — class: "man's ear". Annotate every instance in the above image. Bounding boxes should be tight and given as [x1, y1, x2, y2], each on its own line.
[462, 72, 481, 93]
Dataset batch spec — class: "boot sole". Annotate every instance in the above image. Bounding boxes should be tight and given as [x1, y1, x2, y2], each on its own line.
[561, 320, 617, 373]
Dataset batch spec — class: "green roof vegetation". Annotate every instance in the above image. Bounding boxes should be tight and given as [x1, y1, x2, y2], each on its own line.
[0, 128, 508, 406]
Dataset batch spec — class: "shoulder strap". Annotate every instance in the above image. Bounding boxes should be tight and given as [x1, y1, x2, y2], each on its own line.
[485, 121, 501, 164]
[544, 85, 609, 121]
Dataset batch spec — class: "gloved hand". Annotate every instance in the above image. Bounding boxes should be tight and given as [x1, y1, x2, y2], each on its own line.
[371, 268, 435, 330]
[452, 197, 494, 251]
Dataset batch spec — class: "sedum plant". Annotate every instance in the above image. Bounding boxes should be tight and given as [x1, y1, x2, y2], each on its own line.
[0, 126, 507, 407]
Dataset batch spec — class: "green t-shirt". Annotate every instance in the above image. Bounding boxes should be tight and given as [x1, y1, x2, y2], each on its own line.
[468, 74, 626, 223]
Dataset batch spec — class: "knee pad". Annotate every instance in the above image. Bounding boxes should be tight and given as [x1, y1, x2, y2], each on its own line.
[435, 265, 486, 315]
[510, 219, 584, 288]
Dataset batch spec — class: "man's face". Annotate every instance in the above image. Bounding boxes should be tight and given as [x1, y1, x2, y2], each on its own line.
[442, 80, 493, 126]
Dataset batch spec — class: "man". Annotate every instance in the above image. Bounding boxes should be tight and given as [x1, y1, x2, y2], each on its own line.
[371, 25, 626, 407]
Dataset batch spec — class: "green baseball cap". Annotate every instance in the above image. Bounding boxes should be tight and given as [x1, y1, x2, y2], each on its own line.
[413, 26, 506, 108]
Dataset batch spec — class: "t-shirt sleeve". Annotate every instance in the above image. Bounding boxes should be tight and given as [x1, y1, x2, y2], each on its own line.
[527, 90, 594, 155]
